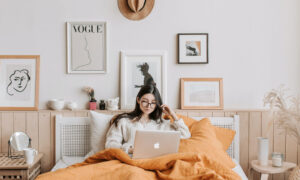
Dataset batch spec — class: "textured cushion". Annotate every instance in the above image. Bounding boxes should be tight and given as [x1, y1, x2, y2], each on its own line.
[90, 111, 113, 154]
[164, 114, 236, 151]
[179, 118, 236, 168]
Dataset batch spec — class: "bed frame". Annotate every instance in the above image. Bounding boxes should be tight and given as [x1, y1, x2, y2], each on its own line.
[55, 114, 240, 163]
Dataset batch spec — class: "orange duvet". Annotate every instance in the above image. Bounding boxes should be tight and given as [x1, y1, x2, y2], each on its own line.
[36, 148, 241, 180]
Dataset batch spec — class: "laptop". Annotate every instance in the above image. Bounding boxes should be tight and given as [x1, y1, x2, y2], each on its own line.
[132, 130, 181, 159]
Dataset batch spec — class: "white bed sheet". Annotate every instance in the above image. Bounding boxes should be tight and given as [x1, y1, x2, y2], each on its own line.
[51, 157, 248, 180]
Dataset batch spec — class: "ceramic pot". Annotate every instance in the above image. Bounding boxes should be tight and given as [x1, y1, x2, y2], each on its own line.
[89, 102, 97, 110]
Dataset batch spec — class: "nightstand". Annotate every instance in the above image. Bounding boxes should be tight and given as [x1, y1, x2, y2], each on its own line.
[0, 153, 43, 180]
[249, 160, 297, 180]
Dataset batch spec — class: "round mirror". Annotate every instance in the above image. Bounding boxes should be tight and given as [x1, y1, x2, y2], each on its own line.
[9, 132, 30, 151]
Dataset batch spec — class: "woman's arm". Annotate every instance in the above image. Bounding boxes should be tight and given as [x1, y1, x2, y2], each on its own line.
[105, 118, 132, 153]
[161, 104, 191, 139]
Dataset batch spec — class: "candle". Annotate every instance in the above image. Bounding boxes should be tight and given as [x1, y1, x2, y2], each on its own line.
[272, 157, 282, 167]
[272, 152, 283, 167]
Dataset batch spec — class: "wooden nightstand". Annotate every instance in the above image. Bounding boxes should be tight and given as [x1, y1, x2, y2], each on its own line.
[0, 153, 43, 180]
[249, 160, 297, 180]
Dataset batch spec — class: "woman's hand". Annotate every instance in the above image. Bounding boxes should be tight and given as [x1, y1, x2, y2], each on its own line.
[161, 104, 178, 121]
[128, 147, 133, 154]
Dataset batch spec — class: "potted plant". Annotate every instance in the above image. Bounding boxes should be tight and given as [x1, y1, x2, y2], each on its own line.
[83, 87, 97, 110]
[264, 85, 300, 179]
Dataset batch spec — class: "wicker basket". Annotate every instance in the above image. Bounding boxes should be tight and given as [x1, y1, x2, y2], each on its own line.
[289, 165, 300, 180]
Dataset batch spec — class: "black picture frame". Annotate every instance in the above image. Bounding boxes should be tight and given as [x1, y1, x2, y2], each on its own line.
[177, 33, 209, 64]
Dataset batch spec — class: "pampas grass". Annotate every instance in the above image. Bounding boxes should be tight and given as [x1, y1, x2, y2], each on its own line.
[263, 85, 300, 144]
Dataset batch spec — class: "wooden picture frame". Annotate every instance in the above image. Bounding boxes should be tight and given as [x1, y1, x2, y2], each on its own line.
[0, 55, 40, 110]
[120, 50, 167, 110]
[178, 33, 208, 64]
[181, 78, 223, 109]
[67, 21, 107, 74]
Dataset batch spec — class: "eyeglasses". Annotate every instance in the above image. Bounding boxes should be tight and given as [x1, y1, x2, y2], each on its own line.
[141, 101, 157, 108]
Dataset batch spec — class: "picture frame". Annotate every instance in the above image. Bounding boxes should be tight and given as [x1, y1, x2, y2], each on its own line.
[178, 33, 208, 64]
[120, 50, 167, 110]
[180, 78, 223, 109]
[67, 21, 107, 74]
[0, 55, 40, 110]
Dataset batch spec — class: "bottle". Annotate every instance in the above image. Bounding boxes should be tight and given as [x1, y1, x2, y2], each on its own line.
[99, 100, 106, 110]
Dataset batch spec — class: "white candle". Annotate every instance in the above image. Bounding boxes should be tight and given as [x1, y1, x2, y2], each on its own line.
[272, 157, 282, 167]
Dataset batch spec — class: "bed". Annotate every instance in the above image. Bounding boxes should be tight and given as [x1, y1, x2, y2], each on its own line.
[51, 114, 248, 180]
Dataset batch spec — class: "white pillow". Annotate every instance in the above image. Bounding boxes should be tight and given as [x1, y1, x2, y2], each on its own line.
[89, 111, 113, 154]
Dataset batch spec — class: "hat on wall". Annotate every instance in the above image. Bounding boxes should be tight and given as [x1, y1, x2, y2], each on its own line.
[118, 0, 155, 21]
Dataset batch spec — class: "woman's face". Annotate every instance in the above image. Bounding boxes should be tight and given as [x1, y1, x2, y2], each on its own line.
[137, 93, 157, 116]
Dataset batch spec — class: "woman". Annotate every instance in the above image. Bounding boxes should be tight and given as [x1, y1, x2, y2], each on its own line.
[105, 85, 191, 154]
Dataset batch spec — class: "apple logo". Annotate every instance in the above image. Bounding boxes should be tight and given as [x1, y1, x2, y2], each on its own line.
[154, 142, 160, 149]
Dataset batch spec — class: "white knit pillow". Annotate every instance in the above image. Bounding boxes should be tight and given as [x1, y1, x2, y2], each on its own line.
[89, 111, 113, 155]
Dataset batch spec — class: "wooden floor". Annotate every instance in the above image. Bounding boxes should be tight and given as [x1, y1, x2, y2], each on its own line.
[0, 109, 298, 180]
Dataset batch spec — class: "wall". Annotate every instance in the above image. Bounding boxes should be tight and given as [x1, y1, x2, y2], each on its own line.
[0, 0, 299, 109]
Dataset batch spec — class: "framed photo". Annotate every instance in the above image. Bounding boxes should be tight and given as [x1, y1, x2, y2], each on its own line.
[0, 55, 40, 110]
[120, 51, 167, 110]
[178, 33, 208, 64]
[67, 21, 107, 74]
[180, 78, 223, 109]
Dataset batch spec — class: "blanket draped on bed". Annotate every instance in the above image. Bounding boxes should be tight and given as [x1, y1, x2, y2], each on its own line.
[36, 148, 241, 180]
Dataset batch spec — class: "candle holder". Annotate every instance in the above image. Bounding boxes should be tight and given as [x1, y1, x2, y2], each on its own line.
[272, 152, 284, 167]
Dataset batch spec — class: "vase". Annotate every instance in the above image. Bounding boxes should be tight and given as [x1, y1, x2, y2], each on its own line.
[257, 137, 269, 166]
[89, 102, 97, 110]
[289, 165, 300, 180]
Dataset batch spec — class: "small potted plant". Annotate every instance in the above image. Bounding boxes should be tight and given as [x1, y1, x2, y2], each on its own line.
[83, 87, 97, 110]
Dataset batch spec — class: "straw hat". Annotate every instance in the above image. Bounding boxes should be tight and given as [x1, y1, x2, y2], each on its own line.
[118, 0, 155, 21]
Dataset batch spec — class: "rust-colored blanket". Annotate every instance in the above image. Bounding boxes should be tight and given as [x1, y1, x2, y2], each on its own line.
[37, 148, 241, 180]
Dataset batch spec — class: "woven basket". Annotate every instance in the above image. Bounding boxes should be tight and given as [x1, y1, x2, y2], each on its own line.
[289, 165, 300, 180]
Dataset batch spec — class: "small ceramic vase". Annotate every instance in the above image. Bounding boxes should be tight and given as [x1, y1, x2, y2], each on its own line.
[89, 102, 97, 110]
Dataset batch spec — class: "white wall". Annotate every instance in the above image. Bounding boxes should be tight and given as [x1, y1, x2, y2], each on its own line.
[0, 0, 299, 109]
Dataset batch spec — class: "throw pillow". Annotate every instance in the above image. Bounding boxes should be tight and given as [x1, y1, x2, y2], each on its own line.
[179, 118, 236, 169]
[164, 114, 236, 151]
[89, 111, 113, 154]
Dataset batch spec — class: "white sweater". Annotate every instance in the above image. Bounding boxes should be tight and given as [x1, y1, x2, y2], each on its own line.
[105, 117, 191, 153]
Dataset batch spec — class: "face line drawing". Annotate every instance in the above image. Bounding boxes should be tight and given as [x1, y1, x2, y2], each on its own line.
[6, 69, 31, 96]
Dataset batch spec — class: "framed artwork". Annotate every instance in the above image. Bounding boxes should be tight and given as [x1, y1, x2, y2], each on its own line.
[67, 21, 107, 74]
[178, 33, 208, 64]
[180, 78, 223, 109]
[120, 51, 167, 110]
[0, 55, 40, 110]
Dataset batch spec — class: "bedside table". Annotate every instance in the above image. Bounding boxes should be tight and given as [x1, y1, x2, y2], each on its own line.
[0, 153, 43, 180]
[249, 160, 297, 180]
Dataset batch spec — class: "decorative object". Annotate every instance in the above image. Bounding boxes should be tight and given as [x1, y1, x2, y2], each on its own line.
[23, 148, 38, 165]
[107, 97, 119, 111]
[249, 160, 296, 180]
[118, 0, 155, 21]
[83, 87, 97, 110]
[8, 132, 31, 158]
[48, 99, 65, 110]
[263, 86, 300, 179]
[120, 50, 167, 109]
[257, 137, 269, 166]
[0, 55, 40, 111]
[272, 152, 283, 167]
[99, 100, 106, 110]
[180, 78, 223, 109]
[66, 101, 77, 110]
[0, 153, 43, 180]
[178, 33, 208, 64]
[89, 102, 97, 110]
[67, 21, 107, 74]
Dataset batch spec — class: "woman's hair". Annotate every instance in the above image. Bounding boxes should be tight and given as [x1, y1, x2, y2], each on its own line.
[111, 85, 163, 127]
